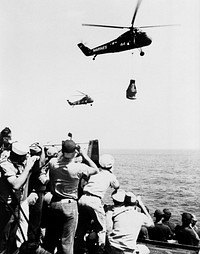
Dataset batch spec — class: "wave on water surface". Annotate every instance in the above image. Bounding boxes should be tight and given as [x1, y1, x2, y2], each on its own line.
[102, 149, 200, 225]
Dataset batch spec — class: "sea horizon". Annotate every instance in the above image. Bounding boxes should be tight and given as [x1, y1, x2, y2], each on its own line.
[102, 149, 200, 225]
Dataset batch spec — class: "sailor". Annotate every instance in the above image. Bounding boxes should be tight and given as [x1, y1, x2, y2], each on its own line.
[105, 189, 154, 254]
[175, 212, 200, 246]
[42, 139, 98, 254]
[191, 214, 200, 237]
[162, 208, 176, 236]
[148, 209, 173, 242]
[0, 141, 39, 253]
[77, 154, 119, 253]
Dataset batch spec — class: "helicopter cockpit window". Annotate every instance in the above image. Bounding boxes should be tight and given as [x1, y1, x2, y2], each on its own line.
[120, 42, 126, 46]
[111, 41, 117, 45]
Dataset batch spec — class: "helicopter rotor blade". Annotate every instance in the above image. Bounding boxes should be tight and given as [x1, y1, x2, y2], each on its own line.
[76, 90, 87, 96]
[138, 24, 180, 29]
[82, 23, 180, 30]
[131, 0, 142, 28]
[82, 24, 130, 29]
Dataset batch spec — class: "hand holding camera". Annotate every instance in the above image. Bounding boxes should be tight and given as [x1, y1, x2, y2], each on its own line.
[76, 145, 88, 157]
[25, 155, 40, 171]
[136, 195, 144, 209]
[75, 144, 81, 153]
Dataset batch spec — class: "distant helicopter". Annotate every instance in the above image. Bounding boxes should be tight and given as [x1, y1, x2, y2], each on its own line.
[67, 91, 94, 106]
[78, 0, 177, 60]
[126, 79, 137, 100]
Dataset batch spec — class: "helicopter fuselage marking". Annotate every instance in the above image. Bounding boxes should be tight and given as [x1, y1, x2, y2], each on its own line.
[93, 45, 107, 52]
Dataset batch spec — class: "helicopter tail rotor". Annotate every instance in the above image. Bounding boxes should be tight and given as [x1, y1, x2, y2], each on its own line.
[78, 43, 93, 56]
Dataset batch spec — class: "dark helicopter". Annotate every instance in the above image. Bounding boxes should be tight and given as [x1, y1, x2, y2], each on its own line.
[78, 0, 177, 60]
[67, 91, 94, 107]
[126, 79, 137, 100]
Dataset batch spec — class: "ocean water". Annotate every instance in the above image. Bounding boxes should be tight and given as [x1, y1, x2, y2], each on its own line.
[102, 149, 200, 226]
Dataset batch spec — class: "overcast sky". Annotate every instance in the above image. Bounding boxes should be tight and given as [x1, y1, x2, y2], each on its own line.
[0, 0, 199, 150]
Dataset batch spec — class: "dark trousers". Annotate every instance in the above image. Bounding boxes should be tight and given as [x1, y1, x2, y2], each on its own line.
[0, 201, 17, 253]
[74, 205, 102, 253]
[28, 192, 44, 246]
[43, 199, 78, 254]
[105, 245, 125, 254]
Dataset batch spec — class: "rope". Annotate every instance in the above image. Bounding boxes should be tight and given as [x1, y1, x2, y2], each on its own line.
[0, 195, 26, 243]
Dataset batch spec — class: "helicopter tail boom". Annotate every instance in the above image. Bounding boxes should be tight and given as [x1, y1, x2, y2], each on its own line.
[67, 100, 73, 106]
[78, 43, 93, 56]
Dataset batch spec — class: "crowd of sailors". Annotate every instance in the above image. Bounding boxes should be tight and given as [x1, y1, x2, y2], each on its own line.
[0, 127, 199, 254]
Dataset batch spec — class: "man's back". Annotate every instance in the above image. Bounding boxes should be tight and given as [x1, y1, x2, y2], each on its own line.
[49, 157, 93, 200]
[83, 169, 119, 199]
[163, 220, 176, 233]
[149, 222, 173, 242]
[175, 225, 200, 246]
[107, 206, 152, 251]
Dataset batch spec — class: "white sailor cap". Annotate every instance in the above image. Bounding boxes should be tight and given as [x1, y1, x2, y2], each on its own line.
[99, 154, 115, 171]
[112, 189, 126, 203]
[46, 146, 58, 157]
[12, 142, 29, 156]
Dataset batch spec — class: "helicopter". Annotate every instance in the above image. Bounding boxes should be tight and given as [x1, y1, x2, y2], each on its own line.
[67, 91, 94, 107]
[78, 0, 177, 60]
[126, 79, 137, 100]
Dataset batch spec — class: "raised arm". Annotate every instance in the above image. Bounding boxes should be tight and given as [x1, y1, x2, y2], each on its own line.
[79, 148, 99, 175]
[137, 196, 154, 227]
[7, 155, 39, 190]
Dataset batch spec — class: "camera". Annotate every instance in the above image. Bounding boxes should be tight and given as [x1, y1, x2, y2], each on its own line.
[76, 144, 81, 153]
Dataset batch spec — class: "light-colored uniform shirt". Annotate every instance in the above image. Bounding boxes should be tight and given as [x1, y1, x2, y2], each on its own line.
[106, 206, 152, 251]
[83, 169, 119, 199]
[0, 150, 10, 162]
[0, 160, 24, 202]
[78, 169, 119, 246]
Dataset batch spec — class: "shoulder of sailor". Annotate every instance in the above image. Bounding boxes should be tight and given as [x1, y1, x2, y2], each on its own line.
[112, 205, 130, 217]
[101, 169, 118, 181]
[77, 161, 97, 174]
[0, 159, 18, 176]
[48, 157, 59, 168]
[0, 150, 10, 162]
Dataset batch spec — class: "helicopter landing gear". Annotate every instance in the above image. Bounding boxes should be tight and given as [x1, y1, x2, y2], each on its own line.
[93, 55, 97, 60]
[139, 49, 145, 56]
